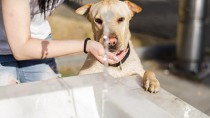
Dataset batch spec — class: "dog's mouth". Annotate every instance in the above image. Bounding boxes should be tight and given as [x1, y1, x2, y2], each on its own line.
[114, 50, 126, 56]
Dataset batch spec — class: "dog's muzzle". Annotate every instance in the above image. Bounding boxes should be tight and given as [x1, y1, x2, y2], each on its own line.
[108, 35, 118, 52]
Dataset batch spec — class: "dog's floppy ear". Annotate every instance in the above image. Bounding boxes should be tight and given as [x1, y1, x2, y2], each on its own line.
[76, 3, 94, 15]
[124, 1, 142, 16]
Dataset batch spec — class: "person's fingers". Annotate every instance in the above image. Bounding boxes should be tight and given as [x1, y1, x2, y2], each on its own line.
[107, 52, 119, 61]
[95, 56, 104, 64]
[107, 58, 119, 64]
[96, 49, 129, 65]
[88, 40, 130, 65]
[96, 55, 119, 64]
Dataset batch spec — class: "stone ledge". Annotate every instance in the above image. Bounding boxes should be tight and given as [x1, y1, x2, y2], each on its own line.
[0, 73, 209, 118]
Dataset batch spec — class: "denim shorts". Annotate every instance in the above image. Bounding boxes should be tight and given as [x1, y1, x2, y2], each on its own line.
[0, 35, 60, 86]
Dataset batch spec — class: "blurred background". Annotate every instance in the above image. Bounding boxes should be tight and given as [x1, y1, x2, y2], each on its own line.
[48, 0, 210, 116]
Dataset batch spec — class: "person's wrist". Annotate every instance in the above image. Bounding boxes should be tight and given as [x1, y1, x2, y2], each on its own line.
[84, 38, 91, 54]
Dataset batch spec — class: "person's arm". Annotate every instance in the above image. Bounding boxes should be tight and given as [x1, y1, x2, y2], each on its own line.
[2, 0, 126, 64]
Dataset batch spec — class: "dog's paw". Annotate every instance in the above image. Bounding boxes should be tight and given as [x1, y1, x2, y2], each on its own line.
[143, 71, 160, 93]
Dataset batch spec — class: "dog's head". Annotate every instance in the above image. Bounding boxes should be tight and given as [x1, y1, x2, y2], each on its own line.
[76, 0, 142, 54]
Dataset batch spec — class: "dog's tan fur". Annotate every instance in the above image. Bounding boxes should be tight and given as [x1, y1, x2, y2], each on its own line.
[76, 0, 160, 93]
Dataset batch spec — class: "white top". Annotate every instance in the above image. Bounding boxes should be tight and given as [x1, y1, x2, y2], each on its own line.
[0, 0, 64, 55]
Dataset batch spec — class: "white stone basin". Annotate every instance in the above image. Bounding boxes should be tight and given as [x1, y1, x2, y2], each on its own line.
[0, 73, 209, 118]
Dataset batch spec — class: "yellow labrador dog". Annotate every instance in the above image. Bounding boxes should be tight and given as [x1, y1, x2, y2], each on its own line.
[76, 0, 160, 93]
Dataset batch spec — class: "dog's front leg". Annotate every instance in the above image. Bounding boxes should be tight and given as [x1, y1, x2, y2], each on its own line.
[143, 71, 160, 93]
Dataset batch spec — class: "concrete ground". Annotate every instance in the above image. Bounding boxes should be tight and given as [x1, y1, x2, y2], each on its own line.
[50, 0, 210, 116]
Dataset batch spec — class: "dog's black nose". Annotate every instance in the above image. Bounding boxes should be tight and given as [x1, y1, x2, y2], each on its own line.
[108, 42, 117, 52]
[108, 35, 117, 46]
[109, 40, 117, 47]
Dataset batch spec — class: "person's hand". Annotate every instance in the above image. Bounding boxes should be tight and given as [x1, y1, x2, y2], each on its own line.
[86, 40, 128, 65]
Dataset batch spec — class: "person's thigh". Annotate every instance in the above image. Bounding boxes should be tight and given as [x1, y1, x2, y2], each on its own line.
[18, 58, 60, 83]
[0, 62, 19, 86]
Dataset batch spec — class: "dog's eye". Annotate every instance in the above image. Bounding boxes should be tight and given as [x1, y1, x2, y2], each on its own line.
[118, 17, 125, 23]
[95, 18, 103, 24]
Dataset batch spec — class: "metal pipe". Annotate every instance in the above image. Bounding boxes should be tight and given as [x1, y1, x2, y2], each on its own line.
[176, 0, 207, 73]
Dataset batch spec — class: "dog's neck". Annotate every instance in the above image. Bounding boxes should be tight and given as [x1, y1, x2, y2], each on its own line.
[109, 43, 130, 68]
